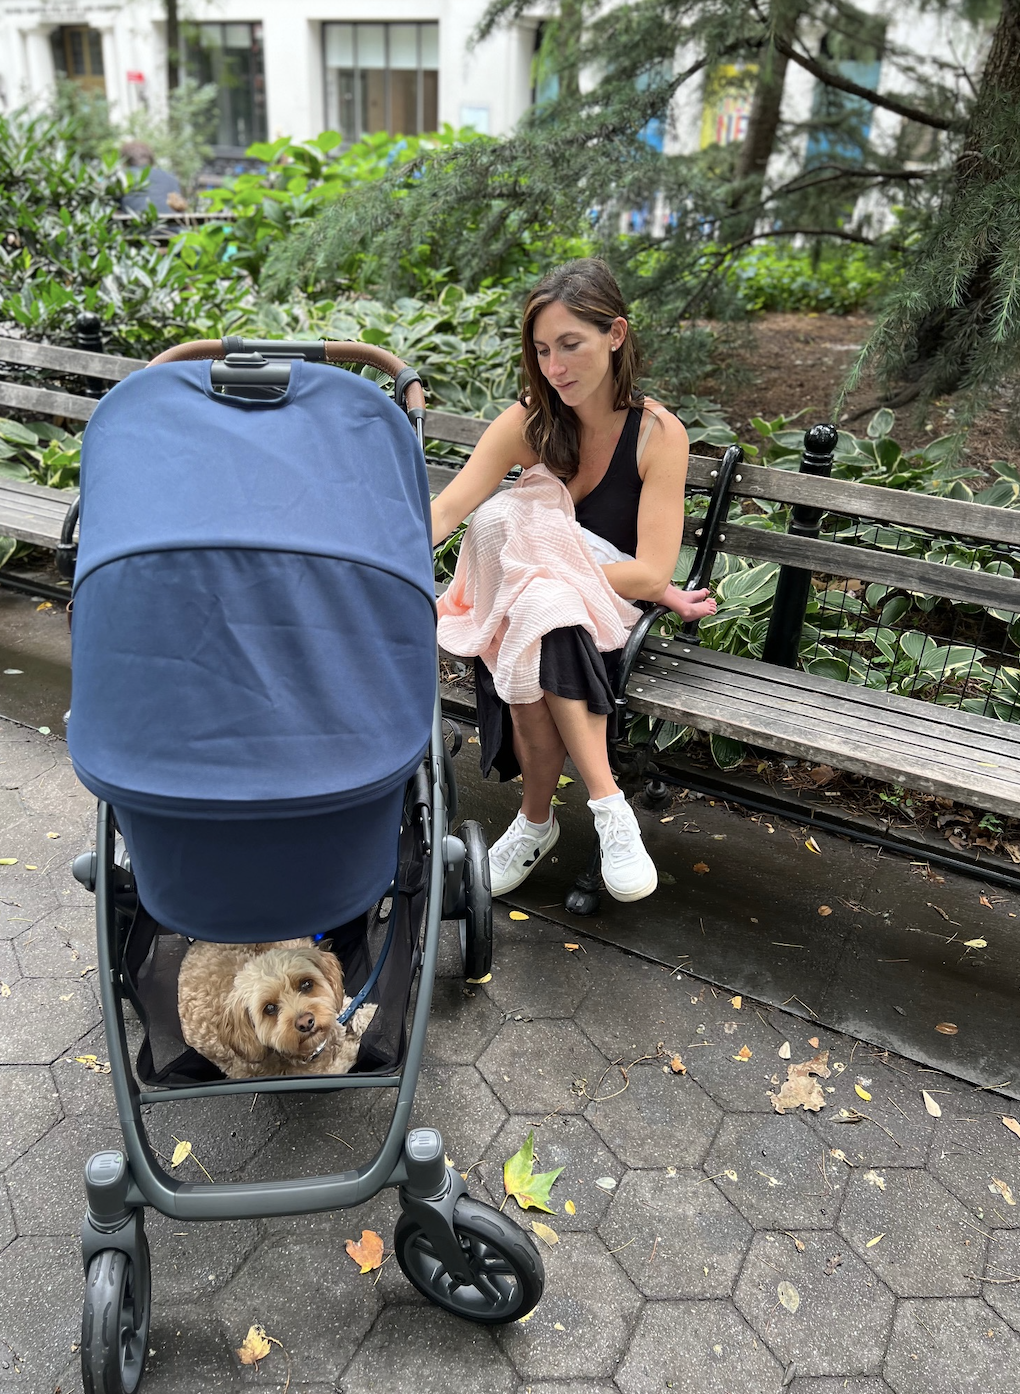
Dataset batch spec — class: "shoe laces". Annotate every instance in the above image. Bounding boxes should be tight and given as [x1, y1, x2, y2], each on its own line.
[490, 816, 530, 871]
[596, 806, 642, 859]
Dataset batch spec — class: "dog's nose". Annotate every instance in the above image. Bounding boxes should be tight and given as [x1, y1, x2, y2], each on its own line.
[295, 1012, 316, 1035]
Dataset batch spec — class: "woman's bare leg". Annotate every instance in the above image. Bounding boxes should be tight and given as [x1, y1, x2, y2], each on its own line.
[542, 692, 619, 802]
[510, 698, 567, 822]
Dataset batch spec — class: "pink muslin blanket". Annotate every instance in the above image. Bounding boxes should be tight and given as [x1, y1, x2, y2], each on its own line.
[436, 463, 640, 704]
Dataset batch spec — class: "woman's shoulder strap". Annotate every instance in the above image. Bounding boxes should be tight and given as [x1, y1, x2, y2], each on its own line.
[635, 402, 668, 467]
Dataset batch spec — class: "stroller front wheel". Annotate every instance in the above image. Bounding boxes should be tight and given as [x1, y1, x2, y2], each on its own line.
[394, 1197, 544, 1324]
[81, 1244, 151, 1394]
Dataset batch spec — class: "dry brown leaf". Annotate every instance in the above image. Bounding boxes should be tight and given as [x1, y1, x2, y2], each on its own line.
[979, 895, 993, 908]
[530, 1221, 559, 1246]
[1002, 1116, 1020, 1141]
[730, 995, 742, 1010]
[669, 1055, 687, 1075]
[564, 943, 580, 952]
[768, 1051, 831, 1114]
[989, 1177, 1016, 1206]
[345, 1229, 385, 1273]
[693, 862, 710, 875]
[922, 1090, 942, 1118]
[733, 1045, 753, 1061]
[236, 1325, 271, 1367]
[808, 1036, 820, 1048]
[818, 905, 833, 916]
[935, 1022, 959, 1035]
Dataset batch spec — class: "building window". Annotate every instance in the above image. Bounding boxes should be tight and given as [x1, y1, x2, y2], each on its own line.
[324, 23, 439, 140]
[184, 22, 267, 152]
[51, 25, 106, 96]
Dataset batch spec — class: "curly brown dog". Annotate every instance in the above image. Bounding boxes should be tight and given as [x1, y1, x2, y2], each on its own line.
[177, 938, 377, 1079]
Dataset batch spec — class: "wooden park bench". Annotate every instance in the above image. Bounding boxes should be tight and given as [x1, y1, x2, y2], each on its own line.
[3, 333, 1019, 896]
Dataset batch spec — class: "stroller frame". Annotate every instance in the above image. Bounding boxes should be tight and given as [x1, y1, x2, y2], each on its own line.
[73, 339, 543, 1393]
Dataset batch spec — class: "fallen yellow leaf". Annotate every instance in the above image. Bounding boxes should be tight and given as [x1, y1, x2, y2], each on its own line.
[922, 1090, 942, 1117]
[777, 1280, 800, 1313]
[963, 938, 988, 949]
[730, 995, 742, 1010]
[733, 1045, 752, 1061]
[0, 982, 10, 998]
[46, 832, 59, 839]
[564, 1199, 576, 1215]
[530, 1221, 559, 1246]
[557, 775, 574, 787]
[693, 862, 710, 875]
[1002, 1116, 1020, 1141]
[509, 911, 529, 921]
[236, 1324, 271, 1367]
[345, 1229, 385, 1272]
[866, 1233, 885, 1247]
[804, 837, 821, 854]
[466, 973, 493, 984]
[517, 1309, 535, 1324]
[24, 865, 37, 871]
[989, 1177, 1016, 1206]
[0, 859, 17, 866]
[170, 1140, 193, 1168]
[855, 1084, 872, 1102]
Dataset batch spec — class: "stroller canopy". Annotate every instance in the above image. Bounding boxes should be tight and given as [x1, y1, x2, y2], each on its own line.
[67, 359, 437, 938]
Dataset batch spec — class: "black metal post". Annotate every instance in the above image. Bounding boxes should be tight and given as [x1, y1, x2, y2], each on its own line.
[75, 311, 106, 399]
[762, 422, 838, 669]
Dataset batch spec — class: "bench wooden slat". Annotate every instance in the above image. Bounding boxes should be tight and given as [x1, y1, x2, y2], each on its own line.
[423, 410, 488, 448]
[0, 338, 144, 381]
[634, 663, 1020, 779]
[721, 521, 1020, 612]
[0, 381, 98, 423]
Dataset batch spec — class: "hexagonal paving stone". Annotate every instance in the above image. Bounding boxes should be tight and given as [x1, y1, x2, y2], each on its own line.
[124, 1303, 237, 1393]
[599, 1167, 752, 1298]
[789, 1382, 894, 1393]
[0, 974, 100, 1062]
[6, 1117, 129, 1236]
[574, 953, 695, 1061]
[681, 1009, 800, 1113]
[586, 1063, 721, 1169]
[142, 1091, 289, 1180]
[0, 1065, 61, 1171]
[497, 1232, 642, 1380]
[805, 1052, 936, 1169]
[482, 1113, 624, 1234]
[705, 1114, 845, 1230]
[0, 1237, 83, 1387]
[735, 1231, 895, 1376]
[50, 1028, 119, 1120]
[0, 877, 61, 939]
[616, 1300, 786, 1394]
[145, 1213, 262, 1304]
[513, 1386, 618, 1394]
[838, 1168, 983, 1297]
[884, 1298, 1020, 1393]
[246, 1095, 384, 1182]
[423, 976, 506, 1065]
[0, 1180, 14, 1253]
[399, 1063, 508, 1167]
[14, 912, 98, 981]
[983, 1229, 1020, 1331]
[0, 937, 20, 988]
[478, 1020, 608, 1118]
[482, 940, 593, 1019]
[930, 1106, 1020, 1219]
[214, 1231, 381, 1383]
[342, 1306, 517, 1392]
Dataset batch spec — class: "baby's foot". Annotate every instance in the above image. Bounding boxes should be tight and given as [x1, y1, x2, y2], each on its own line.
[662, 584, 717, 622]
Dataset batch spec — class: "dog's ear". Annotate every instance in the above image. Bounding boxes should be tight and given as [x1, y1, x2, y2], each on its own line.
[222, 984, 266, 1064]
[313, 948, 346, 1008]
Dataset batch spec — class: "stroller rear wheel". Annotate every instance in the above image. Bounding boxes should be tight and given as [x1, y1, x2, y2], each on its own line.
[394, 1197, 544, 1324]
[81, 1243, 151, 1394]
[457, 821, 492, 981]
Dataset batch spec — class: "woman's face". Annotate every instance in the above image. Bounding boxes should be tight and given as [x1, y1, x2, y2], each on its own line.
[532, 301, 626, 411]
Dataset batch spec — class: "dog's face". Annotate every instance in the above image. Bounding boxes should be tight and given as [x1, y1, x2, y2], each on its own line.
[224, 947, 345, 1064]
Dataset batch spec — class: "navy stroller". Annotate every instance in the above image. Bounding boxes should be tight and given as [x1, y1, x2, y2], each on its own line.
[65, 338, 544, 1394]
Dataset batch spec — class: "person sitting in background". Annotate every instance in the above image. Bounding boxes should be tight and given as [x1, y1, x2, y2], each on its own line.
[118, 140, 187, 215]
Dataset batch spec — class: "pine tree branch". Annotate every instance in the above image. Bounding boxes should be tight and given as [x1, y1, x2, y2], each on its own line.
[768, 163, 934, 200]
[773, 35, 964, 133]
[729, 225, 886, 250]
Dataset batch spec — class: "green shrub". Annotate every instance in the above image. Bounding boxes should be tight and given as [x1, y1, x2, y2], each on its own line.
[721, 242, 890, 316]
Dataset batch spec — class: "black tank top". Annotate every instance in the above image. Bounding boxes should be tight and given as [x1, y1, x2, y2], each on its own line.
[574, 407, 643, 558]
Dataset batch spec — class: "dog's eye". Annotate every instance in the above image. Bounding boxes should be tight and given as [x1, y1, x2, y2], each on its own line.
[262, 1003, 278, 1016]
[298, 979, 313, 992]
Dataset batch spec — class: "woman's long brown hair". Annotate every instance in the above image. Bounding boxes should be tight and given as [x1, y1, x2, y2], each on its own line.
[520, 259, 644, 483]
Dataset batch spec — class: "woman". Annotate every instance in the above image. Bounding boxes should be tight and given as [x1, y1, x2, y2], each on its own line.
[432, 259, 715, 903]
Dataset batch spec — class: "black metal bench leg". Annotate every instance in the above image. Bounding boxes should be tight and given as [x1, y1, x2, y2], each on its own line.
[565, 833, 602, 917]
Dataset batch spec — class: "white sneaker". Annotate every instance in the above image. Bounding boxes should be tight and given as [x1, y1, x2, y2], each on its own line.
[488, 813, 560, 897]
[589, 797, 657, 902]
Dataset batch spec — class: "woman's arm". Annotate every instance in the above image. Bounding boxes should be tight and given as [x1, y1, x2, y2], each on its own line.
[600, 408, 690, 602]
[430, 402, 539, 544]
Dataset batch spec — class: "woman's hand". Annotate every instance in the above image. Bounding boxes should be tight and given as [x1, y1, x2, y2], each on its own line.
[430, 403, 538, 543]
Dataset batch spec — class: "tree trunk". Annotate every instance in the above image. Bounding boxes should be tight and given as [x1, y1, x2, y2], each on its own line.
[559, 0, 582, 102]
[729, 1, 803, 238]
[906, 0, 1020, 390]
[166, 0, 180, 92]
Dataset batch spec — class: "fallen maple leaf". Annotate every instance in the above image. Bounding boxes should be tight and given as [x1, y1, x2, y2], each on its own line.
[922, 1090, 942, 1118]
[504, 1131, 563, 1214]
[1002, 1117, 1020, 1141]
[768, 1051, 831, 1114]
[345, 1229, 385, 1272]
[236, 1324, 271, 1367]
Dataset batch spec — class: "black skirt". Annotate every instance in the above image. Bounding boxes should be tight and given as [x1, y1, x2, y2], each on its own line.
[474, 627, 622, 781]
